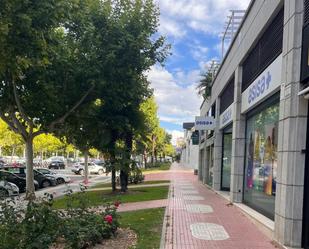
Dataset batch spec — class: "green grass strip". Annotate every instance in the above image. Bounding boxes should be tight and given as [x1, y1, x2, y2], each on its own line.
[53, 186, 169, 209]
[120, 208, 165, 249]
[90, 180, 170, 189]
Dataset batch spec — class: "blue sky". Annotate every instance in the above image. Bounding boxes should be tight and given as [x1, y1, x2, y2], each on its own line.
[147, 0, 250, 143]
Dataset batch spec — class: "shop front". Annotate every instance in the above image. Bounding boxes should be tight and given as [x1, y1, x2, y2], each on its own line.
[302, 101, 309, 249]
[241, 54, 282, 220]
[301, 6, 309, 247]
[219, 104, 233, 191]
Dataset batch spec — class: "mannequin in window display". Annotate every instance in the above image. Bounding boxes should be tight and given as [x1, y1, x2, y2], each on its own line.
[247, 133, 254, 188]
[253, 132, 262, 191]
[264, 135, 273, 195]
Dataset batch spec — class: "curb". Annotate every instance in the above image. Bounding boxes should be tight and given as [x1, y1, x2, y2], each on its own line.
[160, 182, 172, 249]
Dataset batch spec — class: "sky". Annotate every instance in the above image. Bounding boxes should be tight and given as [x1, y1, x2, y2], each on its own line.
[147, 0, 251, 145]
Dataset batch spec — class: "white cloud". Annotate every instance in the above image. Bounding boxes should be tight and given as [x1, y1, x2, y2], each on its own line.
[174, 68, 201, 86]
[157, 0, 251, 38]
[158, 16, 187, 38]
[166, 129, 184, 146]
[147, 65, 203, 127]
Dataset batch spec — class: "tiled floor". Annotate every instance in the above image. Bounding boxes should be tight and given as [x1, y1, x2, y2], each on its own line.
[158, 163, 277, 249]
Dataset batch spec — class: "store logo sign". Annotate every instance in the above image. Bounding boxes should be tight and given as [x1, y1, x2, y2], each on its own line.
[219, 104, 233, 129]
[248, 71, 271, 104]
[241, 54, 282, 113]
[195, 116, 215, 130]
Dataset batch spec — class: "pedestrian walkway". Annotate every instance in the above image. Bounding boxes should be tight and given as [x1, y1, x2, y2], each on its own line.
[162, 163, 277, 249]
[117, 199, 168, 212]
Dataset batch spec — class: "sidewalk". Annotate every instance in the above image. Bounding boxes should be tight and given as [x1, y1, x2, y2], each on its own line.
[117, 199, 168, 212]
[162, 163, 277, 249]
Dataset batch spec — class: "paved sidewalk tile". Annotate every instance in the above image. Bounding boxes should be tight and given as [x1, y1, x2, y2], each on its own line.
[117, 199, 168, 212]
[161, 163, 277, 249]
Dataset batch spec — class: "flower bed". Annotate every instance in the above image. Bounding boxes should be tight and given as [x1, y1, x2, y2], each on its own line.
[0, 192, 120, 249]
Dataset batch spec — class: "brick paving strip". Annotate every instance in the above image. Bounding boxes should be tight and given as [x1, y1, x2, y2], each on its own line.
[160, 163, 278, 249]
[117, 199, 168, 212]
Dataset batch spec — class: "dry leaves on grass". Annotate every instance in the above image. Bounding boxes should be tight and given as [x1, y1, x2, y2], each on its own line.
[93, 228, 137, 249]
[50, 228, 137, 249]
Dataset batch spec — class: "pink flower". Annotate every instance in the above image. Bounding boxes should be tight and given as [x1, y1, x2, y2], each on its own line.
[114, 201, 121, 208]
[104, 215, 113, 224]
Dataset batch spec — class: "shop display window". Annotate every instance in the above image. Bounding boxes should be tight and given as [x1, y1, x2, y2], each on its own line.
[244, 102, 279, 220]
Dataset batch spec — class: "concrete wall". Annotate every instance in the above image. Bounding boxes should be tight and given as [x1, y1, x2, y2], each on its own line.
[181, 129, 199, 169]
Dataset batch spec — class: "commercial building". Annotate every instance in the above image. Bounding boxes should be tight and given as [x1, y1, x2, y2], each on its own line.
[181, 122, 199, 169]
[198, 1, 309, 248]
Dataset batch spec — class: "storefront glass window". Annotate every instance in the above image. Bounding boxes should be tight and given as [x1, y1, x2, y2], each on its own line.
[222, 133, 232, 190]
[206, 145, 214, 186]
[244, 102, 279, 220]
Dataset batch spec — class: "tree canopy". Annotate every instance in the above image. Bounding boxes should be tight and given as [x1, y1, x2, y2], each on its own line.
[0, 0, 171, 198]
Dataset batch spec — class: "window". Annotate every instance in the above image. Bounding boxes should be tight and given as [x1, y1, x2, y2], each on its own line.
[220, 76, 234, 114]
[244, 102, 279, 220]
[242, 8, 283, 92]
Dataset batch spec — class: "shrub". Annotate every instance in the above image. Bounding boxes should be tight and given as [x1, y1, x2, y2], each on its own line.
[0, 188, 119, 249]
[128, 166, 144, 184]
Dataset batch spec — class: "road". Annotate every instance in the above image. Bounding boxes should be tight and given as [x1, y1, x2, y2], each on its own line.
[27, 166, 111, 199]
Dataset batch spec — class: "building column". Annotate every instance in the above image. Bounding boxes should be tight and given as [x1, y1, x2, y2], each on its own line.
[213, 98, 223, 191]
[275, 1, 307, 247]
[198, 146, 203, 181]
[203, 144, 209, 185]
[230, 66, 246, 203]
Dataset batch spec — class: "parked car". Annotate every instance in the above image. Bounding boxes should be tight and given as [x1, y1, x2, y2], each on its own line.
[93, 159, 105, 166]
[2, 167, 57, 188]
[36, 168, 71, 184]
[48, 161, 65, 170]
[0, 180, 19, 198]
[44, 156, 65, 163]
[72, 162, 105, 175]
[0, 170, 39, 192]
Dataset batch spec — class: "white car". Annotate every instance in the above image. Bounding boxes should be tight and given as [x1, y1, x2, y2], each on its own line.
[36, 168, 71, 184]
[72, 162, 105, 175]
[0, 180, 19, 197]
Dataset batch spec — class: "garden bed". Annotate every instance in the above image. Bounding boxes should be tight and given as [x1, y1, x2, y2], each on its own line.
[53, 186, 169, 209]
[90, 180, 170, 189]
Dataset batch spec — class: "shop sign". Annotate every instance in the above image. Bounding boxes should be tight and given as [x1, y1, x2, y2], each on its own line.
[241, 54, 282, 113]
[219, 104, 233, 129]
[194, 116, 215, 130]
[191, 131, 199, 145]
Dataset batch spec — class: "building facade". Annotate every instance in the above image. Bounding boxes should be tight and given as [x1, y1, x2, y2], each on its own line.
[181, 122, 199, 169]
[198, 1, 309, 248]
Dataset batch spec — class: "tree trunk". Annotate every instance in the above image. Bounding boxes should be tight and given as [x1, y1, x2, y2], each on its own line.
[151, 135, 155, 167]
[84, 150, 89, 184]
[110, 149, 117, 192]
[11, 146, 16, 162]
[120, 170, 126, 192]
[143, 150, 147, 168]
[122, 132, 133, 192]
[25, 136, 35, 200]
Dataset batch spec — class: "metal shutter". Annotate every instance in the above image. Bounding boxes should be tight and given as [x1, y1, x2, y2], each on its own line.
[220, 76, 235, 114]
[242, 8, 283, 92]
[304, 0, 309, 26]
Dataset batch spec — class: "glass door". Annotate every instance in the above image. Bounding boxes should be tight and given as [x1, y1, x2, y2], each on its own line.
[221, 132, 232, 190]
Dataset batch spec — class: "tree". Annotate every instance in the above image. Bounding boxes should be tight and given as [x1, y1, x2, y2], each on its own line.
[33, 134, 65, 160]
[197, 71, 213, 99]
[91, 0, 169, 191]
[0, 119, 23, 158]
[0, 0, 99, 199]
[136, 96, 160, 167]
